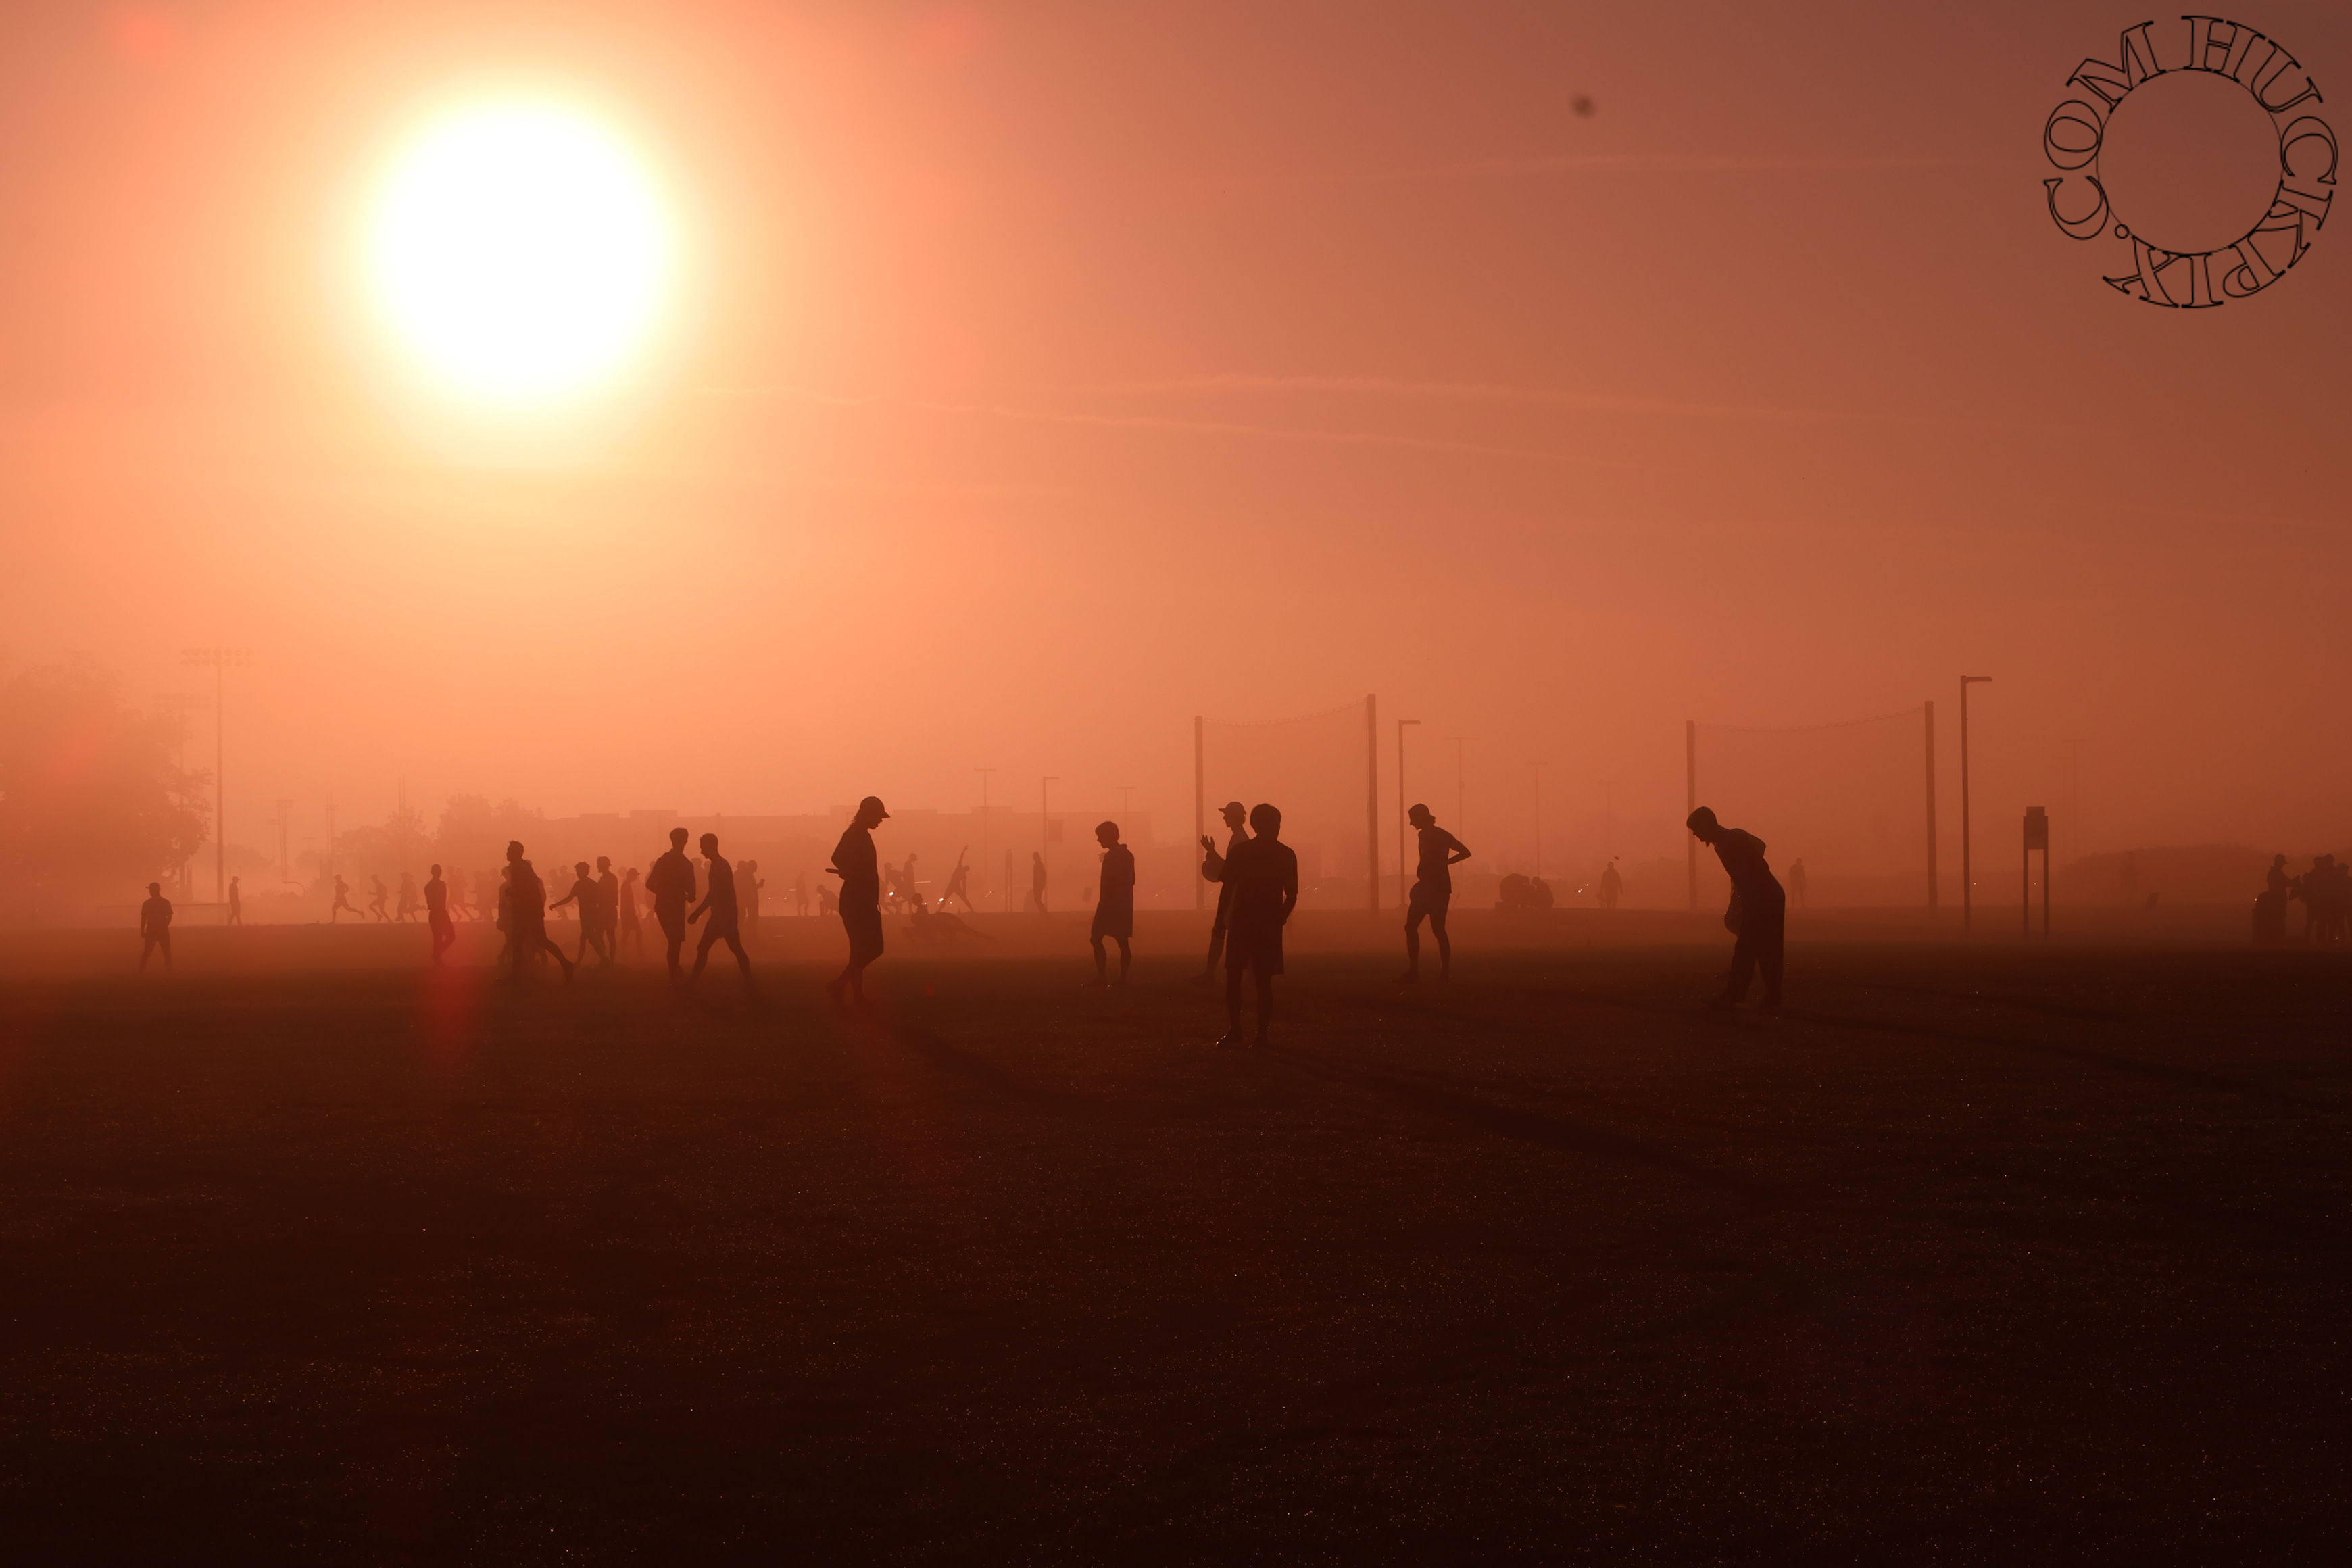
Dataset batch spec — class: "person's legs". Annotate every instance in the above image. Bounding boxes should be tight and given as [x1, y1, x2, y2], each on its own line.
[1092, 934, 1108, 982]
[1114, 935, 1131, 983]
[1402, 893, 1426, 979]
[1201, 918, 1227, 979]
[1722, 933, 1757, 1003]
[660, 912, 686, 982]
[533, 933, 575, 979]
[1223, 960, 1244, 1037]
[140, 935, 157, 971]
[1253, 970, 1274, 1044]
[691, 923, 720, 982]
[1756, 912, 1785, 1004]
[722, 929, 752, 985]
[1431, 904, 1452, 979]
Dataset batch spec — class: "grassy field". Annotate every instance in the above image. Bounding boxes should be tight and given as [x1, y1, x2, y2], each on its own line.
[2, 916, 2347, 1561]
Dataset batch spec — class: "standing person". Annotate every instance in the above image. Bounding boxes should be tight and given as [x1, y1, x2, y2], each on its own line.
[1400, 802, 1471, 983]
[825, 795, 889, 1008]
[1688, 806, 1784, 1010]
[1028, 851, 1048, 914]
[793, 869, 809, 917]
[944, 849, 975, 912]
[595, 858, 622, 963]
[368, 874, 391, 922]
[397, 872, 420, 923]
[1599, 858, 1623, 910]
[552, 861, 612, 965]
[501, 841, 575, 983]
[687, 834, 752, 990]
[1788, 858, 1809, 908]
[1196, 800, 1250, 983]
[330, 873, 364, 923]
[424, 863, 458, 964]
[139, 881, 174, 972]
[644, 827, 697, 984]
[900, 853, 921, 912]
[816, 882, 836, 918]
[227, 875, 243, 926]
[1089, 821, 1135, 985]
[1205, 804, 1297, 1050]
[741, 860, 763, 935]
[617, 866, 645, 959]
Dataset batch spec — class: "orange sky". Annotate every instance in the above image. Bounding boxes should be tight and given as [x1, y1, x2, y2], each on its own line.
[3, 1, 2347, 883]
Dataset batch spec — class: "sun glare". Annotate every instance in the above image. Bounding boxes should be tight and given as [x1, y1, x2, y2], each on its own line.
[366, 100, 674, 406]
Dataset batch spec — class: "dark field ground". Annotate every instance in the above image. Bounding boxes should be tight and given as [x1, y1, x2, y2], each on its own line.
[2, 915, 2347, 1563]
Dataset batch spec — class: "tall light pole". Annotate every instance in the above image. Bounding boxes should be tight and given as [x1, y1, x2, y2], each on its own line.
[180, 646, 252, 903]
[1960, 675, 1992, 933]
[1396, 718, 1421, 910]
[975, 768, 996, 910]
[1042, 775, 1059, 909]
[1527, 761, 1549, 879]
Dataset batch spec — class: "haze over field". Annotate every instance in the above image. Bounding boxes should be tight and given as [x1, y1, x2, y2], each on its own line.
[3, 1, 2346, 904]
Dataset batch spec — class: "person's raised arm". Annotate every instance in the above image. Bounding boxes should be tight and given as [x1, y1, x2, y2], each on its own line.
[1201, 837, 1228, 881]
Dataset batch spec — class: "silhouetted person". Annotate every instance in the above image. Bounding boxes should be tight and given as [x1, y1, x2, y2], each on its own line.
[368, 874, 390, 922]
[477, 868, 499, 922]
[595, 858, 621, 962]
[1028, 851, 1048, 914]
[817, 883, 836, 918]
[1400, 802, 1470, 982]
[618, 866, 645, 957]
[425, 863, 456, 964]
[688, 834, 752, 990]
[1788, 858, 1808, 908]
[330, 873, 363, 923]
[645, 827, 697, 983]
[553, 861, 612, 965]
[139, 881, 172, 972]
[794, 869, 809, 916]
[944, 849, 975, 912]
[397, 871, 420, 923]
[1206, 803, 1296, 1050]
[1196, 800, 1249, 981]
[501, 840, 574, 983]
[227, 874, 243, 925]
[447, 866, 472, 921]
[1089, 820, 1135, 985]
[1600, 858, 1622, 909]
[1688, 806, 1784, 1010]
[744, 860, 763, 933]
[827, 796, 889, 1008]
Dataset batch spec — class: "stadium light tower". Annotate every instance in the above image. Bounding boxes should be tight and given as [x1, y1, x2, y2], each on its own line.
[1960, 675, 1992, 933]
[180, 646, 253, 904]
[1396, 718, 1421, 910]
[975, 768, 996, 910]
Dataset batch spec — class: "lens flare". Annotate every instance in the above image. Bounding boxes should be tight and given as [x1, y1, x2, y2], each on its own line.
[366, 100, 673, 405]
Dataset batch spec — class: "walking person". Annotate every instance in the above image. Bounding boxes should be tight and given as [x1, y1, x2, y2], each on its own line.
[1787, 858, 1809, 908]
[397, 871, 420, 923]
[1599, 858, 1622, 910]
[825, 796, 889, 1008]
[368, 874, 391, 923]
[595, 857, 622, 963]
[139, 881, 174, 972]
[1400, 802, 1471, 983]
[1089, 821, 1135, 985]
[1196, 800, 1249, 983]
[1688, 806, 1784, 1010]
[687, 834, 752, 991]
[1028, 851, 1048, 914]
[425, 863, 458, 964]
[552, 861, 612, 966]
[227, 875, 243, 926]
[645, 827, 697, 984]
[500, 841, 575, 983]
[618, 866, 645, 959]
[1205, 804, 1296, 1050]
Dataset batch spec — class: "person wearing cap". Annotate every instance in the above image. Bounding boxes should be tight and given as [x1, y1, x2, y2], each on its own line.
[1206, 803, 1297, 1050]
[1194, 800, 1250, 983]
[139, 881, 173, 972]
[826, 795, 889, 1007]
[1687, 806, 1784, 1009]
[1089, 820, 1135, 985]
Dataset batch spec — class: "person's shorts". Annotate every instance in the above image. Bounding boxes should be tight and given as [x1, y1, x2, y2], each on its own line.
[841, 904, 885, 963]
[1224, 923, 1283, 977]
[1407, 881, 1451, 921]
[656, 906, 686, 943]
[430, 914, 454, 936]
[697, 919, 741, 948]
[1091, 906, 1133, 941]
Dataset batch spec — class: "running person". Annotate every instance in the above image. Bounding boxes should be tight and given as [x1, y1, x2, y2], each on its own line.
[1400, 802, 1471, 982]
[687, 834, 752, 991]
[368, 874, 390, 922]
[500, 841, 575, 983]
[644, 827, 697, 983]
[330, 873, 364, 923]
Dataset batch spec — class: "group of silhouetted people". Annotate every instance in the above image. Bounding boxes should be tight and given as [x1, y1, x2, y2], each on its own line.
[2261, 852, 2349, 945]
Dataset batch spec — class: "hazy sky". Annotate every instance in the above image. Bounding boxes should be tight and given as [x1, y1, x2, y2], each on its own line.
[3, 1, 2346, 877]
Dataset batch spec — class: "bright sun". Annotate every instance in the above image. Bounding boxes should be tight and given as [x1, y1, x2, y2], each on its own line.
[366, 100, 674, 406]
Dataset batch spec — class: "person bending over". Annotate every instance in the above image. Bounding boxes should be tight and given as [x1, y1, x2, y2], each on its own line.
[1688, 806, 1784, 1010]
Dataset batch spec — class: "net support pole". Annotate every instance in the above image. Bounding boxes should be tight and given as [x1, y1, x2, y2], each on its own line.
[1685, 718, 1697, 912]
[1365, 694, 1380, 912]
[1924, 700, 1938, 912]
[1193, 714, 1205, 912]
